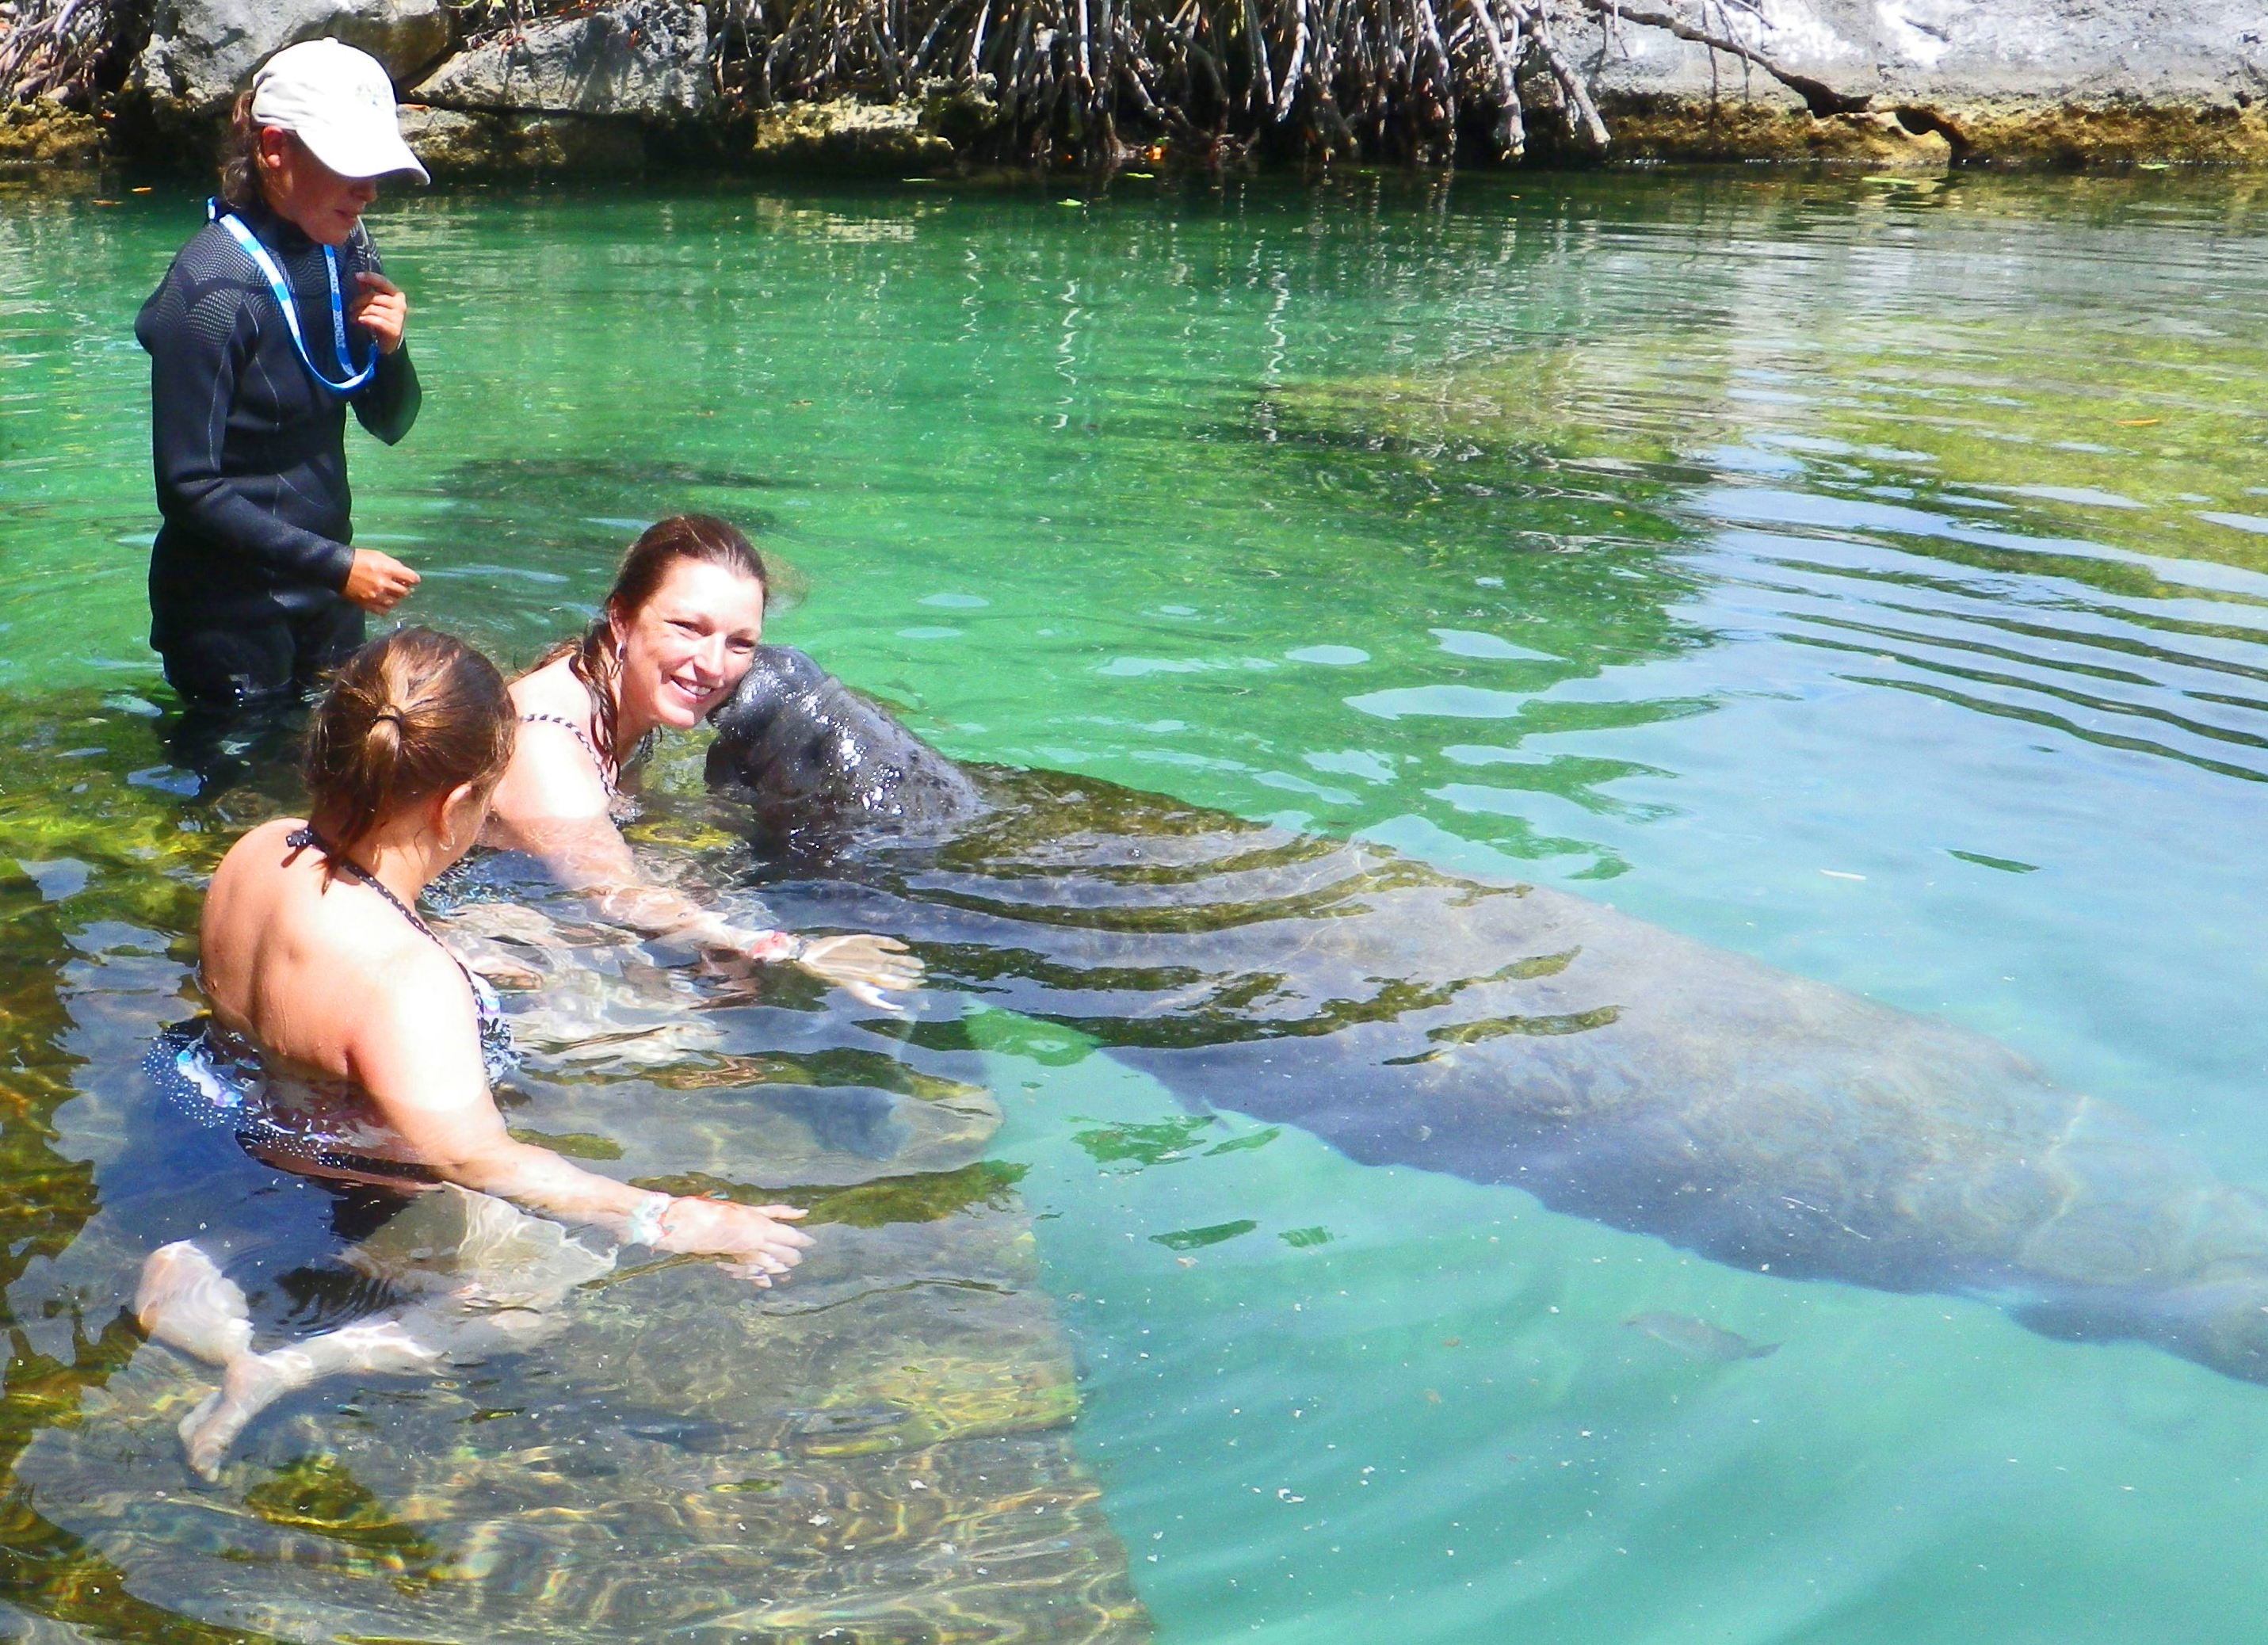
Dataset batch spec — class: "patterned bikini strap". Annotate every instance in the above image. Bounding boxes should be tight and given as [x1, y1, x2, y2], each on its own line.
[518, 711, 619, 800]
[287, 825, 476, 985]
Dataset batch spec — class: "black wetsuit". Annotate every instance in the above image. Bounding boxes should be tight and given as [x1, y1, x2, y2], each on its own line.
[135, 197, 421, 708]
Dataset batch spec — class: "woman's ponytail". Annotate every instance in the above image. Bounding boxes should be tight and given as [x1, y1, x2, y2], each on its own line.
[304, 629, 514, 857]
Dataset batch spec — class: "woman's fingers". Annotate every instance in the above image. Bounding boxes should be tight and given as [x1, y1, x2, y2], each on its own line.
[348, 273, 407, 353]
[801, 939, 923, 999]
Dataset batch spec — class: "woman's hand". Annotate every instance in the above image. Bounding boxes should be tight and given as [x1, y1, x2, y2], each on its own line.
[343, 547, 418, 613]
[650, 1197, 813, 1286]
[792, 933, 924, 1012]
[349, 271, 407, 355]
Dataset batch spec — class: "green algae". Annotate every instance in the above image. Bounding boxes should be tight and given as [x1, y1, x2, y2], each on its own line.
[241, 1454, 441, 1578]
[1253, 265, 2268, 597]
[1069, 1116, 1282, 1172]
[504, 1127, 624, 1160]
[635, 1159, 1030, 1227]
[1071, 1116, 1217, 1170]
[1149, 1220, 1260, 1252]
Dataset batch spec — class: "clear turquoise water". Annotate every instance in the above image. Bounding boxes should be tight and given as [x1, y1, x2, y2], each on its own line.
[6, 170, 2268, 1642]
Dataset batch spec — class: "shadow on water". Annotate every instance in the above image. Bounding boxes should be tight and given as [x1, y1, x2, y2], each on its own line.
[0, 689, 1148, 1643]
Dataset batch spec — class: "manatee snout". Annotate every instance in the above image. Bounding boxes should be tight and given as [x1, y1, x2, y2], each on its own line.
[708, 646, 987, 849]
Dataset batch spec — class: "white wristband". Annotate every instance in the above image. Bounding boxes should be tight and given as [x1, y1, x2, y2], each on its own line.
[624, 1191, 673, 1246]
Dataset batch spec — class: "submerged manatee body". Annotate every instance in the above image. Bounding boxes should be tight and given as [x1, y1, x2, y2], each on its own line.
[712, 646, 2268, 1387]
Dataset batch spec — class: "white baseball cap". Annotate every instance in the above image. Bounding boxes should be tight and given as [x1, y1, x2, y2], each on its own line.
[250, 39, 430, 185]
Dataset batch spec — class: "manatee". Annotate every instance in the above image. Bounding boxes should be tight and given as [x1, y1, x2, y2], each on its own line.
[710, 645, 2268, 1389]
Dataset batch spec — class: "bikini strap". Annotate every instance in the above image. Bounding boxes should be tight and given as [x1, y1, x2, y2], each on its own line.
[518, 712, 620, 801]
[288, 824, 438, 933]
[286, 824, 486, 1001]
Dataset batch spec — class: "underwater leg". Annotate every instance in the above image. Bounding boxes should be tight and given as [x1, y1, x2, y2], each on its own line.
[176, 1314, 450, 1479]
[135, 1241, 254, 1367]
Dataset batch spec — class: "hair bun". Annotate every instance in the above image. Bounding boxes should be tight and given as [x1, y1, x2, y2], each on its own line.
[303, 628, 515, 856]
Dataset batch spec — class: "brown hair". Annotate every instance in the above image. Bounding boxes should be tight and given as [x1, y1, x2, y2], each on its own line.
[217, 90, 265, 212]
[537, 514, 766, 775]
[304, 628, 516, 856]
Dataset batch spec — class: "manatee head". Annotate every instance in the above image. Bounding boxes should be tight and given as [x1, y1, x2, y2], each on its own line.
[705, 645, 987, 859]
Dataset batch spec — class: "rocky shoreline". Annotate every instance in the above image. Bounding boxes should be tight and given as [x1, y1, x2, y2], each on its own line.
[5, 0, 2267, 176]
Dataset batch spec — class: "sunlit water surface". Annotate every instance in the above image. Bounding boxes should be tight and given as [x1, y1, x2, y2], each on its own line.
[4, 169, 2268, 1643]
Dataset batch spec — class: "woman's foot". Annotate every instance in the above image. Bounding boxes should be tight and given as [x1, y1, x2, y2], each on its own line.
[174, 1320, 448, 1480]
[176, 1349, 304, 1480]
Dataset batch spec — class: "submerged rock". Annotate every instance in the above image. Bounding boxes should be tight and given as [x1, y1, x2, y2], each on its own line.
[42, 1204, 1145, 1640]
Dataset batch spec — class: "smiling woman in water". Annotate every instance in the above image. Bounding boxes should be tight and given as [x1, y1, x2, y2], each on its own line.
[485, 514, 922, 1011]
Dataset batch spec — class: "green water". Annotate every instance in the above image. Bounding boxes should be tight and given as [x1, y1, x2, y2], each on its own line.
[6, 169, 2268, 1642]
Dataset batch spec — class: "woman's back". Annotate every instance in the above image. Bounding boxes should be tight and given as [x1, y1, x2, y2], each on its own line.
[199, 815, 467, 1089]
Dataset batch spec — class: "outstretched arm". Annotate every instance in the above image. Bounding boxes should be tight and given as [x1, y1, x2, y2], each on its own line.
[485, 719, 922, 1009]
[349, 953, 813, 1282]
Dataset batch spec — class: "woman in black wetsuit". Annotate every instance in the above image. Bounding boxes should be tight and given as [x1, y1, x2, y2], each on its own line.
[135, 39, 426, 712]
[136, 628, 816, 1479]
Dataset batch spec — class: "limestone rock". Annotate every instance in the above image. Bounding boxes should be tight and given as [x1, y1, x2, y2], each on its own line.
[133, 0, 453, 119]
[1571, 0, 2268, 164]
[398, 105, 647, 174]
[410, 2, 711, 123]
[0, 102, 103, 170]
[750, 98, 957, 173]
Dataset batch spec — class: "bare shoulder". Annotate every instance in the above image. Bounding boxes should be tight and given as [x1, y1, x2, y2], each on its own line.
[494, 666, 611, 834]
[509, 655, 586, 720]
[204, 817, 309, 933]
[212, 816, 307, 883]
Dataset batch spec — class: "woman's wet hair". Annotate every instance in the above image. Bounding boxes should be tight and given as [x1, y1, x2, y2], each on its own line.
[540, 514, 766, 773]
[216, 90, 265, 212]
[304, 628, 515, 856]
